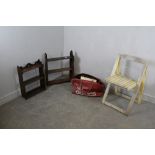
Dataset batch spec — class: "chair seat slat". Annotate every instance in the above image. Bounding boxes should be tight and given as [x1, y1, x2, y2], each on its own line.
[106, 75, 137, 90]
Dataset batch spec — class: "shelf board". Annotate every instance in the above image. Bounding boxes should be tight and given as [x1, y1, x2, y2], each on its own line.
[23, 76, 44, 86]
[47, 56, 71, 62]
[21, 64, 42, 73]
[24, 87, 45, 99]
[48, 68, 71, 74]
[48, 78, 70, 85]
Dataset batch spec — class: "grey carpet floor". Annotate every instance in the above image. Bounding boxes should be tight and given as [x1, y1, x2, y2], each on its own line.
[0, 83, 155, 129]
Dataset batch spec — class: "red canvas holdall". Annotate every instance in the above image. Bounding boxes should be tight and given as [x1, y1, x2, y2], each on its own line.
[71, 73, 105, 97]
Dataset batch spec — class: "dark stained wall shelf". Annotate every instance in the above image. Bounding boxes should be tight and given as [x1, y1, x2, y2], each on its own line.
[17, 60, 46, 99]
[45, 51, 74, 86]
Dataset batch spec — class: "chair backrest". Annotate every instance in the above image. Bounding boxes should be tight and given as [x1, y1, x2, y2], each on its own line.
[120, 54, 147, 66]
[112, 54, 148, 83]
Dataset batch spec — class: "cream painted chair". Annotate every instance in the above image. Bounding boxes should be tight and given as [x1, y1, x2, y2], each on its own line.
[102, 54, 148, 115]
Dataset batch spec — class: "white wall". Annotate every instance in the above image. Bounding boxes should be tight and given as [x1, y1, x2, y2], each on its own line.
[0, 26, 64, 104]
[64, 26, 155, 100]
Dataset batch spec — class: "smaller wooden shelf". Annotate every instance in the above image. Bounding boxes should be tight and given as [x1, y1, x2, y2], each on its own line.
[17, 60, 46, 99]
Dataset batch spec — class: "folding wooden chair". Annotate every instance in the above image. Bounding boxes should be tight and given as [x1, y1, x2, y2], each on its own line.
[102, 54, 148, 115]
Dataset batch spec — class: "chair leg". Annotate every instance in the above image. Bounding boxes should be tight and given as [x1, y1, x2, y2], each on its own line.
[126, 87, 140, 115]
[137, 82, 144, 104]
[102, 83, 111, 104]
[102, 84, 140, 116]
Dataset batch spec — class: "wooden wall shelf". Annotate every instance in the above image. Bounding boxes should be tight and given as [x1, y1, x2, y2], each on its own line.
[45, 51, 74, 85]
[17, 60, 46, 99]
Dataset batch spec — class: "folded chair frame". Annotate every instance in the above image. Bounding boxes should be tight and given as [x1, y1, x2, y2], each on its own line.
[102, 55, 147, 116]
